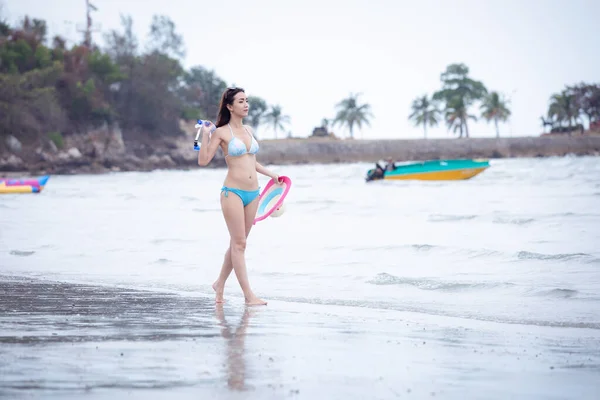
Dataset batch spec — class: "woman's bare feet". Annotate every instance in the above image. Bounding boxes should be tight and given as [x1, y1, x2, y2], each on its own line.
[212, 280, 225, 303]
[245, 293, 267, 306]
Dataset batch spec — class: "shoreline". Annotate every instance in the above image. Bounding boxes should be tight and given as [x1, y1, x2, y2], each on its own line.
[2, 134, 600, 177]
[2, 275, 599, 399]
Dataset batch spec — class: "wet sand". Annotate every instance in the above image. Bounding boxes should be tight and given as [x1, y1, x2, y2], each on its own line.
[1, 275, 599, 399]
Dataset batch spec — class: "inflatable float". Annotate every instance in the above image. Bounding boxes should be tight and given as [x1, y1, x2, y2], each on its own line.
[254, 176, 292, 224]
[0, 175, 50, 194]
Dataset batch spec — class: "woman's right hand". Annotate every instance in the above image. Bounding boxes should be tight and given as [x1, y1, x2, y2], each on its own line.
[202, 121, 216, 135]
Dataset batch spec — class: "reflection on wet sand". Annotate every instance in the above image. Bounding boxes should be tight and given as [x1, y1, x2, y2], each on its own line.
[215, 305, 256, 391]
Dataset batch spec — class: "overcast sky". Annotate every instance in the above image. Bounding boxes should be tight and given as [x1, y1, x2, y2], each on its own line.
[3, 0, 599, 140]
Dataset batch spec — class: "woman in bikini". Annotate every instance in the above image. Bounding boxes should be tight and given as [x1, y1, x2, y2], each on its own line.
[197, 87, 282, 306]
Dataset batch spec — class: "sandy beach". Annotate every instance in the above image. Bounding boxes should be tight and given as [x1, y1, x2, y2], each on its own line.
[1, 275, 599, 400]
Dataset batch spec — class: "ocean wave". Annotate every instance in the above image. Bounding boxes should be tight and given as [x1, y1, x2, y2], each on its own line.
[516, 251, 598, 263]
[459, 248, 504, 259]
[411, 244, 436, 252]
[545, 212, 600, 219]
[413, 245, 503, 259]
[428, 214, 478, 222]
[493, 217, 536, 225]
[366, 273, 513, 292]
[294, 199, 340, 205]
[350, 244, 599, 265]
[273, 295, 600, 330]
[350, 244, 505, 260]
[191, 208, 220, 213]
[526, 288, 600, 301]
[151, 238, 195, 245]
[531, 288, 580, 299]
[350, 245, 409, 252]
[349, 244, 439, 252]
[116, 193, 137, 200]
[560, 363, 600, 371]
[9, 250, 35, 257]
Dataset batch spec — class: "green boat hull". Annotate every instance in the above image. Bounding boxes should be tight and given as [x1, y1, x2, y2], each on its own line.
[366, 159, 490, 182]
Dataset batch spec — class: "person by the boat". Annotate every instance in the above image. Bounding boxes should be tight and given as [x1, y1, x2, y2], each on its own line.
[384, 157, 396, 171]
[196, 86, 282, 306]
[370, 161, 385, 179]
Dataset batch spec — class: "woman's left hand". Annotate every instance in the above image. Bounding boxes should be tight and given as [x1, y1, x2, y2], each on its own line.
[271, 174, 281, 184]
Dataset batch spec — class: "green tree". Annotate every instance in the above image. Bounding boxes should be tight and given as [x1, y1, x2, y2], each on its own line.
[0, 11, 277, 148]
[445, 96, 476, 138]
[433, 63, 487, 138]
[480, 91, 511, 138]
[548, 90, 579, 131]
[0, 62, 66, 141]
[104, 14, 186, 137]
[0, 17, 51, 74]
[179, 66, 227, 120]
[0, 2, 9, 38]
[567, 83, 600, 128]
[128, 52, 185, 136]
[103, 15, 138, 131]
[332, 92, 373, 139]
[408, 94, 440, 139]
[145, 15, 185, 60]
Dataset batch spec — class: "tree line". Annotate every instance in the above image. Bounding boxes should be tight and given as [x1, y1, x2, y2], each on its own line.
[2, 9, 597, 147]
[408, 63, 510, 139]
[0, 12, 297, 148]
[409, 63, 600, 139]
[540, 83, 600, 134]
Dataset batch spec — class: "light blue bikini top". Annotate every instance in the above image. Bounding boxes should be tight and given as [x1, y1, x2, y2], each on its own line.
[226, 124, 259, 157]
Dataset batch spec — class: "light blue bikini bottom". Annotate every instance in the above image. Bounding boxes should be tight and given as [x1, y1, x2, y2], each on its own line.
[221, 186, 261, 207]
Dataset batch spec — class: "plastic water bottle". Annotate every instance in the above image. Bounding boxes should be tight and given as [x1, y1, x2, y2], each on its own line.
[193, 119, 216, 151]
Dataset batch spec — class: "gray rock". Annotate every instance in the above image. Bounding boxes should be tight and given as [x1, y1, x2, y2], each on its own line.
[5, 135, 22, 153]
[0, 154, 24, 170]
[67, 147, 82, 159]
[159, 154, 176, 167]
[148, 155, 161, 164]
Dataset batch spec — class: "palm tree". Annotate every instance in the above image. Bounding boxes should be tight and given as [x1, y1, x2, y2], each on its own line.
[480, 91, 511, 138]
[408, 94, 441, 139]
[548, 91, 579, 132]
[263, 105, 290, 139]
[445, 96, 477, 138]
[332, 92, 373, 139]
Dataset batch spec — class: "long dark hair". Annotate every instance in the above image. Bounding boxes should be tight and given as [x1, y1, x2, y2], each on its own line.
[216, 87, 245, 127]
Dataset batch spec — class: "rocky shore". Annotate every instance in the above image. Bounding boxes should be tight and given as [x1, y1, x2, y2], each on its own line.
[1, 123, 600, 176]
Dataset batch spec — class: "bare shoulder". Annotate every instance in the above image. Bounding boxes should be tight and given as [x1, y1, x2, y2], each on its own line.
[212, 126, 227, 138]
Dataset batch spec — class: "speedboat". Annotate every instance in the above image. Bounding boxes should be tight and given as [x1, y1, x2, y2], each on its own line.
[366, 159, 490, 182]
